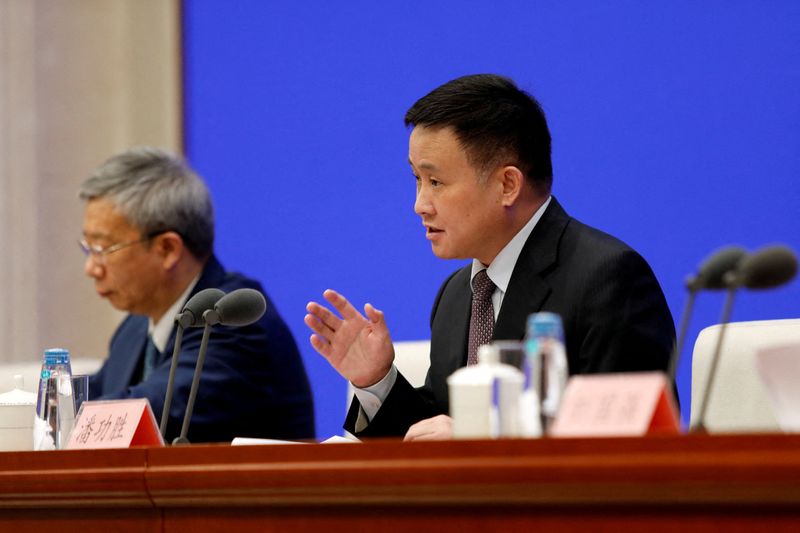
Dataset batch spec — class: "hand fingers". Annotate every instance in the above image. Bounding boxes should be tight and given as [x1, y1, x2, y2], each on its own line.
[403, 418, 434, 441]
[308, 333, 332, 358]
[323, 289, 365, 321]
[363, 303, 385, 325]
[304, 311, 335, 340]
[403, 415, 453, 441]
[306, 300, 342, 332]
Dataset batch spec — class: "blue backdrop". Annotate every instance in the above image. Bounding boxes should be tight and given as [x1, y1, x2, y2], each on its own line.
[182, 1, 800, 439]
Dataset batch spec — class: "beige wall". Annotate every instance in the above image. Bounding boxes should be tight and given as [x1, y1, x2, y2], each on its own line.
[0, 0, 181, 364]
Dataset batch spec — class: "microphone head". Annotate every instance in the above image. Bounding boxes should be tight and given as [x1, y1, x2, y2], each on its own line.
[686, 245, 749, 291]
[175, 288, 225, 328]
[730, 244, 798, 290]
[213, 288, 267, 327]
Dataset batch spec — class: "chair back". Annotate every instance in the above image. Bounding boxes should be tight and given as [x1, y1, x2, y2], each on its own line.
[691, 318, 800, 432]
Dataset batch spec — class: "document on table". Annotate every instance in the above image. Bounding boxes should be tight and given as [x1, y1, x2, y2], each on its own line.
[231, 435, 360, 445]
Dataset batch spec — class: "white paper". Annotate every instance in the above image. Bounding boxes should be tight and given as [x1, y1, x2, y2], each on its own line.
[231, 437, 308, 445]
[755, 343, 800, 432]
[230, 434, 360, 446]
[320, 435, 360, 444]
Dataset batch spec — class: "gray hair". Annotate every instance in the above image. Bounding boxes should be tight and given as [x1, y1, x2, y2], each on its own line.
[79, 147, 214, 260]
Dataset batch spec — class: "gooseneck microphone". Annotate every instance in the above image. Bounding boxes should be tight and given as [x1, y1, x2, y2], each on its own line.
[161, 288, 225, 438]
[725, 244, 798, 290]
[667, 246, 748, 386]
[174, 288, 268, 445]
[692, 244, 798, 432]
[203, 287, 268, 327]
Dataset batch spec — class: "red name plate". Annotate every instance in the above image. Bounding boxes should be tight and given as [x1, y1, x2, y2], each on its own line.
[65, 398, 165, 449]
[549, 372, 680, 437]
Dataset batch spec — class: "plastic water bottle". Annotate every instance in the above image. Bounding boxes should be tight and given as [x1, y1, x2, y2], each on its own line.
[34, 348, 75, 450]
[524, 312, 569, 433]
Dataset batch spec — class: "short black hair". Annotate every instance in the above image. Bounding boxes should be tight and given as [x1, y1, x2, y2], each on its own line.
[405, 74, 552, 193]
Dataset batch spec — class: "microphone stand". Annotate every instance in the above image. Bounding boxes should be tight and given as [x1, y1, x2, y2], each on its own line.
[173, 310, 218, 445]
[160, 322, 185, 438]
[691, 284, 737, 433]
[170, 289, 266, 445]
[667, 284, 698, 387]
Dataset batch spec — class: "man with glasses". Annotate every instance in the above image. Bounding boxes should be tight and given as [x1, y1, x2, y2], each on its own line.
[81, 147, 314, 443]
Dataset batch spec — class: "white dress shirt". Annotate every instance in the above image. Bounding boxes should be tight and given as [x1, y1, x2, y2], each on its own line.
[148, 274, 201, 353]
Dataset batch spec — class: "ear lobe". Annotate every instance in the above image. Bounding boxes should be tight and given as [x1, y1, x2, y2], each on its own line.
[500, 166, 524, 206]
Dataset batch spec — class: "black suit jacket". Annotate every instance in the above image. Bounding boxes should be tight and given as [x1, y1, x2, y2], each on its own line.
[89, 255, 315, 443]
[346, 197, 675, 437]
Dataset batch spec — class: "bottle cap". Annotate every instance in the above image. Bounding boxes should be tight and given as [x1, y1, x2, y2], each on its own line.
[527, 312, 564, 339]
[43, 348, 70, 365]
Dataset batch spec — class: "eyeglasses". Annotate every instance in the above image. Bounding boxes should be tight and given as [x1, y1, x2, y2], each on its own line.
[79, 231, 165, 264]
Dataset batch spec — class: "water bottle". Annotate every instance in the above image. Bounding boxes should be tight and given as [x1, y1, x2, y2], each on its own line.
[524, 312, 569, 433]
[34, 348, 75, 450]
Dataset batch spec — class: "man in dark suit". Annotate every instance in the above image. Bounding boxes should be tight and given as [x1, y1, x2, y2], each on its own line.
[82, 147, 314, 443]
[305, 74, 674, 440]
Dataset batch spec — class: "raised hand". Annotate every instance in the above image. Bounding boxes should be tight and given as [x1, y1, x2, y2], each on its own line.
[305, 289, 394, 388]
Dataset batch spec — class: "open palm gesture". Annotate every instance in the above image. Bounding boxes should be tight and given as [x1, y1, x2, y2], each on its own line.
[305, 289, 394, 388]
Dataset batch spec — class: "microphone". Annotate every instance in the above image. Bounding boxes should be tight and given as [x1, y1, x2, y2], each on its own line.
[692, 244, 798, 432]
[725, 244, 798, 289]
[174, 288, 268, 445]
[161, 288, 225, 438]
[175, 288, 226, 328]
[203, 287, 267, 326]
[667, 246, 748, 385]
[685, 246, 749, 291]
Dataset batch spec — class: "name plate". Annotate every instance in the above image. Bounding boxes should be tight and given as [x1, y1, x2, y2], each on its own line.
[549, 372, 680, 437]
[65, 398, 164, 449]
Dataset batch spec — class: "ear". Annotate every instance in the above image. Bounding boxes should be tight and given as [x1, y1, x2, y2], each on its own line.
[498, 165, 524, 207]
[153, 231, 185, 270]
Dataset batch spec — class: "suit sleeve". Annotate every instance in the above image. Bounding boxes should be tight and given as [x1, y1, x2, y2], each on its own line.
[573, 249, 675, 374]
[344, 373, 440, 438]
[343, 271, 459, 438]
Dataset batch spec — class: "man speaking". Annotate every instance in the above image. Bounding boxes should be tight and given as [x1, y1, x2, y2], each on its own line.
[305, 74, 674, 440]
[82, 147, 314, 443]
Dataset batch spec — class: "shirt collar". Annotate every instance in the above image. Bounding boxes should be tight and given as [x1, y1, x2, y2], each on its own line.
[148, 273, 201, 352]
[470, 195, 552, 293]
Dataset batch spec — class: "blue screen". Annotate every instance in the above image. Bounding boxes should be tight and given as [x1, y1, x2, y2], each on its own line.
[183, 1, 800, 438]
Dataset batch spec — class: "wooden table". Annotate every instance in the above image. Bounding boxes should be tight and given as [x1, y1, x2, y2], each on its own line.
[1, 433, 799, 531]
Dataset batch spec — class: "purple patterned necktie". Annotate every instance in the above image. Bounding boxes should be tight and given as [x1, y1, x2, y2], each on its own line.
[467, 269, 496, 365]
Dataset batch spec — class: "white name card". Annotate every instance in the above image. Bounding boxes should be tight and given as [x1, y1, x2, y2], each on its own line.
[549, 372, 680, 437]
[65, 398, 164, 449]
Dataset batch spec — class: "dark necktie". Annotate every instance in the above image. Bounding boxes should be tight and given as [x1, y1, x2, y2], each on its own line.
[142, 335, 159, 381]
[467, 269, 496, 365]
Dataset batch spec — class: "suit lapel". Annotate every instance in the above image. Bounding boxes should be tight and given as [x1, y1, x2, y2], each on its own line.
[443, 271, 471, 369]
[115, 317, 148, 388]
[430, 267, 472, 373]
[493, 197, 570, 340]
